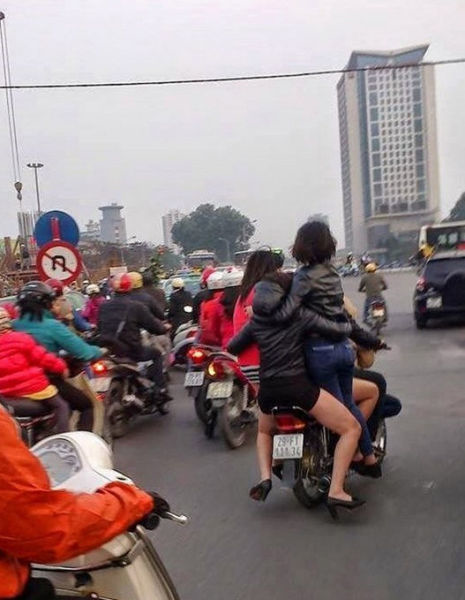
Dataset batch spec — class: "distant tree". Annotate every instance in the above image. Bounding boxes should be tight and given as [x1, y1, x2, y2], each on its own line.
[444, 192, 465, 222]
[171, 203, 255, 261]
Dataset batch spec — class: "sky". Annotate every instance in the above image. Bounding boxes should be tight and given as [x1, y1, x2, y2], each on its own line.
[0, 0, 464, 250]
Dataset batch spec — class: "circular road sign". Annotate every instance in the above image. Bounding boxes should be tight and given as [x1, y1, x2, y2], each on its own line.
[36, 240, 83, 285]
[34, 210, 80, 247]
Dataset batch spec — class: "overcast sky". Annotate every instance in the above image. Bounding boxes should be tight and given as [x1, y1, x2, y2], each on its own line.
[0, 0, 464, 249]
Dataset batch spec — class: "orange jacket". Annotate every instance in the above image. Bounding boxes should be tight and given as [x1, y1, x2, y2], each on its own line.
[0, 408, 154, 599]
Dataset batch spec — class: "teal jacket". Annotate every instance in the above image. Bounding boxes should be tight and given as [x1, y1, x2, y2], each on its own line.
[13, 312, 103, 361]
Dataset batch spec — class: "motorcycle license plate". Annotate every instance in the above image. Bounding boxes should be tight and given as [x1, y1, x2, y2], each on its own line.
[207, 381, 234, 400]
[184, 371, 205, 387]
[427, 296, 442, 309]
[90, 377, 111, 393]
[273, 434, 304, 459]
[372, 308, 385, 318]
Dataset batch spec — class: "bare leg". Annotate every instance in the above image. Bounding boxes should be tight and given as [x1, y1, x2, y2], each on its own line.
[353, 378, 378, 421]
[310, 389, 361, 502]
[256, 411, 275, 481]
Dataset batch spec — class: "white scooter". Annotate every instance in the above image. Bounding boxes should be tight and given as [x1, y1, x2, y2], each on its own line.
[31, 431, 188, 599]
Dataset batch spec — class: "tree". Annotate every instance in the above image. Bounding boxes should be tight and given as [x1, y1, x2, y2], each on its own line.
[444, 192, 465, 222]
[171, 203, 255, 262]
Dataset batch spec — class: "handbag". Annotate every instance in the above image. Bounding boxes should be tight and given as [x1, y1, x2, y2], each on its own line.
[356, 347, 375, 369]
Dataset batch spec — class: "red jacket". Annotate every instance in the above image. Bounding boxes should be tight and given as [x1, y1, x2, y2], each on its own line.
[199, 291, 223, 346]
[0, 330, 66, 398]
[0, 407, 154, 598]
[210, 300, 235, 349]
[233, 290, 260, 366]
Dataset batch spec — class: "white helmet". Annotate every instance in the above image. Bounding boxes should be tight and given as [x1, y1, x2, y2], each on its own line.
[86, 283, 100, 295]
[207, 271, 225, 290]
[223, 268, 243, 288]
[171, 277, 185, 289]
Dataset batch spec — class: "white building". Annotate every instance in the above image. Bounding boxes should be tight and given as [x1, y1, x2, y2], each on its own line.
[99, 203, 127, 244]
[337, 45, 440, 257]
[162, 209, 184, 251]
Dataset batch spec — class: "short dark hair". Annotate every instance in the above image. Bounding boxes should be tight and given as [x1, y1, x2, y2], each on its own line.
[292, 221, 336, 265]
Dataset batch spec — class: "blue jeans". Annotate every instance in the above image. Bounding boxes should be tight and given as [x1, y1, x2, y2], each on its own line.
[305, 339, 374, 457]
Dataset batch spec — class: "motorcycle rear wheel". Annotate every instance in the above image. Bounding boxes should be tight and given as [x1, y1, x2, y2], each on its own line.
[293, 434, 328, 508]
[106, 380, 130, 439]
[194, 384, 211, 424]
[373, 418, 387, 463]
[220, 385, 247, 449]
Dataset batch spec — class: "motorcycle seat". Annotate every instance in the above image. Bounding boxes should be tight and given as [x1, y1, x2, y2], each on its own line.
[2, 398, 53, 418]
[271, 405, 315, 424]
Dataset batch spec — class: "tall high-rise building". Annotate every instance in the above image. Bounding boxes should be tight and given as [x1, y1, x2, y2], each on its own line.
[99, 203, 127, 244]
[162, 209, 184, 250]
[337, 45, 440, 257]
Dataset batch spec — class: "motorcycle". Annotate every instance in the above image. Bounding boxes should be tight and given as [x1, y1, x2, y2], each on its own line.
[90, 356, 171, 439]
[193, 351, 258, 449]
[366, 298, 387, 336]
[31, 431, 188, 599]
[270, 405, 388, 509]
[341, 263, 360, 277]
[171, 322, 199, 368]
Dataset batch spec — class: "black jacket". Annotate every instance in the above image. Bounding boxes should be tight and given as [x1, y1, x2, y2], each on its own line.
[143, 284, 168, 313]
[97, 293, 165, 359]
[262, 263, 346, 322]
[131, 288, 165, 321]
[227, 280, 351, 380]
[168, 289, 194, 331]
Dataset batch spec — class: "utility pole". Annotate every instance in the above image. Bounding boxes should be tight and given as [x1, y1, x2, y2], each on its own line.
[26, 162, 44, 214]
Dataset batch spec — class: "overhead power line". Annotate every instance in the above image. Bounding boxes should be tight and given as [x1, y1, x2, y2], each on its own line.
[0, 57, 463, 91]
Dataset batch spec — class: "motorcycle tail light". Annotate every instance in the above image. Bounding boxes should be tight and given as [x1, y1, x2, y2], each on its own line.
[187, 347, 209, 365]
[416, 277, 426, 293]
[91, 360, 108, 376]
[274, 414, 306, 432]
[207, 360, 232, 380]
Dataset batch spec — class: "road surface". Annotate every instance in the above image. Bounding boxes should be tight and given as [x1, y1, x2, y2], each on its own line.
[116, 272, 465, 600]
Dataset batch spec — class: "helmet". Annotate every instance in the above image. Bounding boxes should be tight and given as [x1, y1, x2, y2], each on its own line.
[45, 278, 65, 297]
[112, 273, 133, 293]
[17, 281, 55, 306]
[207, 271, 225, 290]
[128, 271, 143, 289]
[365, 262, 377, 273]
[201, 266, 216, 286]
[223, 268, 243, 288]
[86, 283, 100, 296]
[171, 277, 185, 290]
[142, 270, 154, 286]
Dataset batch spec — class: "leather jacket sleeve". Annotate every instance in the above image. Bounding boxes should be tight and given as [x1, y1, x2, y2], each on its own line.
[299, 307, 351, 340]
[253, 272, 312, 323]
[227, 323, 255, 356]
[349, 317, 381, 349]
[136, 303, 166, 336]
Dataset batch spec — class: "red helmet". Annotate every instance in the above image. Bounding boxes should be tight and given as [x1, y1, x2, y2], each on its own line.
[201, 266, 216, 286]
[45, 278, 65, 297]
[112, 272, 132, 293]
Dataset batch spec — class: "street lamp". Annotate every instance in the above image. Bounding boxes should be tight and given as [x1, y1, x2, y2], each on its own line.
[26, 162, 44, 215]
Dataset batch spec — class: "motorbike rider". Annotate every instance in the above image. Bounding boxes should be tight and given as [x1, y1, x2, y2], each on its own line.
[211, 269, 243, 348]
[45, 278, 92, 333]
[227, 271, 363, 515]
[198, 271, 225, 347]
[0, 307, 70, 433]
[14, 281, 104, 431]
[358, 262, 388, 323]
[82, 283, 106, 326]
[192, 266, 215, 324]
[0, 404, 170, 600]
[167, 278, 194, 338]
[97, 273, 171, 398]
[129, 272, 165, 321]
[141, 269, 168, 313]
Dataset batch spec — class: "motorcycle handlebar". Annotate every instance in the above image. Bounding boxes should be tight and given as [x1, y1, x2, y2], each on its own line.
[161, 511, 189, 526]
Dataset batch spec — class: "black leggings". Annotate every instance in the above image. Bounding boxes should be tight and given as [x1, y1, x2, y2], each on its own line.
[15, 578, 56, 599]
[49, 377, 94, 431]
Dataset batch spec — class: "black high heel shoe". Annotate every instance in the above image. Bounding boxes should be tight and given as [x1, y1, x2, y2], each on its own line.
[325, 496, 366, 520]
[249, 479, 272, 502]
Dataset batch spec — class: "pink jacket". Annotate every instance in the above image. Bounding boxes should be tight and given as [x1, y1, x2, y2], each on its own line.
[82, 296, 105, 326]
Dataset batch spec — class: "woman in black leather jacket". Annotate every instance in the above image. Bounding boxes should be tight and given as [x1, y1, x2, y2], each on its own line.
[228, 272, 364, 514]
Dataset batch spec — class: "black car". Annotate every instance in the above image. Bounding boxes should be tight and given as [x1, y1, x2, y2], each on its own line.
[413, 251, 465, 328]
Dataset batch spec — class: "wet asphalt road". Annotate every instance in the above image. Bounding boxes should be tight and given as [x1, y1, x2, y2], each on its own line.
[115, 272, 465, 600]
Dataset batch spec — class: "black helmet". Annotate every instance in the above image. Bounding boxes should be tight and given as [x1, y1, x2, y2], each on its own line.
[17, 281, 55, 306]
